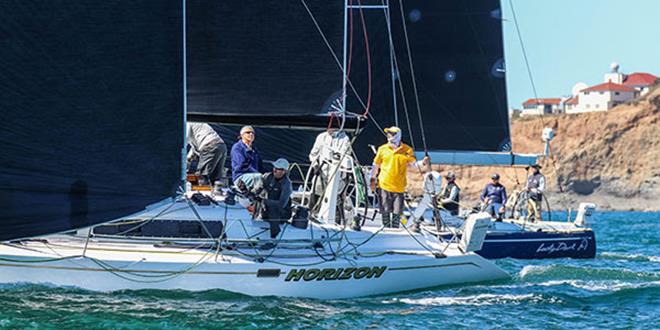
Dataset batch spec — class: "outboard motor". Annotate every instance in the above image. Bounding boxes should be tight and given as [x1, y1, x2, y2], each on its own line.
[574, 203, 597, 227]
[459, 212, 491, 253]
[290, 205, 310, 229]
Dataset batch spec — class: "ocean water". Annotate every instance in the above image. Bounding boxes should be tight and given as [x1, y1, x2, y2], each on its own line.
[0, 212, 658, 329]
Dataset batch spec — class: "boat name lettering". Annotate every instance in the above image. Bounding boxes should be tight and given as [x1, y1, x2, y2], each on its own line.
[536, 238, 590, 254]
[285, 266, 387, 282]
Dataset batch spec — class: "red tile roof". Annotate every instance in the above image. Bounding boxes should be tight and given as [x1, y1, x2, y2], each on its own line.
[523, 98, 562, 107]
[581, 82, 637, 93]
[564, 96, 579, 105]
[623, 72, 657, 87]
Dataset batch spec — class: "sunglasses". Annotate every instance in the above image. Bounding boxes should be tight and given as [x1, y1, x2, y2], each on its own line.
[243, 131, 254, 135]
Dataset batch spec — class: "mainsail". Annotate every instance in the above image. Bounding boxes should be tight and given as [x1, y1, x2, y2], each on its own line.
[186, 0, 356, 164]
[186, 0, 347, 125]
[0, 1, 184, 241]
[350, 0, 516, 164]
[186, 1, 527, 166]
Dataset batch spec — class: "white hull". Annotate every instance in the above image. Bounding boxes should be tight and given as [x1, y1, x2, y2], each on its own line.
[0, 201, 509, 299]
[0, 239, 505, 299]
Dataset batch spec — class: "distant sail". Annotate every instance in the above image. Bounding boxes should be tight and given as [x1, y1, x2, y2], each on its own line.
[352, 0, 512, 162]
[0, 2, 184, 241]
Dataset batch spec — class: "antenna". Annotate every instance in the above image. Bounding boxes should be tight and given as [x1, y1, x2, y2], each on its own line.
[610, 62, 620, 73]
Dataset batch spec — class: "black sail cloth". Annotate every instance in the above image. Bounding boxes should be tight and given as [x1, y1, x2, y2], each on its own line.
[0, 1, 183, 241]
[353, 0, 512, 163]
[186, 1, 511, 165]
[186, 0, 345, 122]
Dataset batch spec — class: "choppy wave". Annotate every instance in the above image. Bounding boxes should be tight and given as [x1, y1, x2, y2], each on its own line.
[600, 251, 660, 262]
[519, 264, 660, 282]
[388, 293, 553, 306]
[533, 279, 660, 292]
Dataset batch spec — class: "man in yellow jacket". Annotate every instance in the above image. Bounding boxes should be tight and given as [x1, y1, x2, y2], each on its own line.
[370, 126, 429, 229]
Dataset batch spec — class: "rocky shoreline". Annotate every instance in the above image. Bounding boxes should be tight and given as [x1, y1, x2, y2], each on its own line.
[408, 85, 660, 212]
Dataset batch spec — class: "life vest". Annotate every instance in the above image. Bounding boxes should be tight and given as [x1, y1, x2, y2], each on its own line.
[441, 181, 460, 214]
[262, 173, 292, 219]
[527, 173, 544, 201]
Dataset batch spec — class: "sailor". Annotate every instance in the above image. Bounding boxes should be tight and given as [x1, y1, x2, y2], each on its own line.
[308, 129, 356, 228]
[480, 173, 507, 221]
[525, 164, 546, 221]
[370, 126, 429, 229]
[261, 158, 293, 238]
[308, 129, 350, 168]
[186, 122, 226, 186]
[439, 171, 460, 216]
[230, 125, 263, 183]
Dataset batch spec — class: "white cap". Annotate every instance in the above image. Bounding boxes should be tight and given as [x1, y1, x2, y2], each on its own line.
[240, 125, 255, 134]
[273, 158, 289, 170]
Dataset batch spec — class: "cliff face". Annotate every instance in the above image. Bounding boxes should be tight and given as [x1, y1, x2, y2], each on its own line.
[408, 84, 660, 211]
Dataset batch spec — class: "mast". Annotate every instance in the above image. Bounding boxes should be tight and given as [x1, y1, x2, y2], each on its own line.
[182, 0, 188, 183]
[384, 0, 399, 127]
[342, 0, 349, 116]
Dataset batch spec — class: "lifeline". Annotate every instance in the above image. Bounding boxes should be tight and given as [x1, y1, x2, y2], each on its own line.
[285, 266, 387, 282]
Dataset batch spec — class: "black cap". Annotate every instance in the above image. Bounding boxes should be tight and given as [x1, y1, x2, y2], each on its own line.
[531, 164, 542, 169]
[491, 173, 500, 180]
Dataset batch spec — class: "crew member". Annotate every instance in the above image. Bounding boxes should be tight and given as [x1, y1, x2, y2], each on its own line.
[370, 126, 429, 229]
[308, 129, 357, 228]
[186, 122, 226, 186]
[525, 164, 546, 221]
[230, 125, 263, 183]
[262, 158, 293, 238]
[439, 171, 460, 216]
[480, 173, 507, 221]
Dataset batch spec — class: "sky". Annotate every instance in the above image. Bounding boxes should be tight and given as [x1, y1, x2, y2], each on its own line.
[500, 0, 660, 109]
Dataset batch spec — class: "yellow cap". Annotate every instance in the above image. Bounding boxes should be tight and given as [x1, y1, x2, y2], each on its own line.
[384, 126, 401, 134]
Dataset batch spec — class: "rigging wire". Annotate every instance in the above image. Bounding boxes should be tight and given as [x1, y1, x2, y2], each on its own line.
[397, 0, 427, 152]
[300, 0, 369, 117]
[380, 0, 415, 150]
[357, 0, 373, 116]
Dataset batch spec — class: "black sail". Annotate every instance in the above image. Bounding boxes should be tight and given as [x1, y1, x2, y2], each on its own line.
[186, 1, 512, 166]
[186, 0, 345, 124]
[0, 2, 183, 241]
[353, 0, 512, 162]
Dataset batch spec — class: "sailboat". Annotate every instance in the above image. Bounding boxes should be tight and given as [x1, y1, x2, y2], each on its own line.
[0, 1, 511, 298]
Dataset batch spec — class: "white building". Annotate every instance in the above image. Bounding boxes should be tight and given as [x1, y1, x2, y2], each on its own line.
[566, 82, 638, 114]
[563, 64, 656, 114]
[521, 98, 562, 116]
[622, 72, 657, 95]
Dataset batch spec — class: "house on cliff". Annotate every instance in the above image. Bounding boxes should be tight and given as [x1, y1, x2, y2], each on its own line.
[521, 98, 562, 117]
[565, 64, 656, 114]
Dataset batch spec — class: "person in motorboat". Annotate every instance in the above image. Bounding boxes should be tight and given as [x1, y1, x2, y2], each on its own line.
[186, 122, 226, 186]
[370, 126, 429, 230]
[261, 158, 293, 238]
[439, 171, 460, 216]
[480, 173, 507, 221]
[230, 125, 263, 183]
[525, 164, 545, 221]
